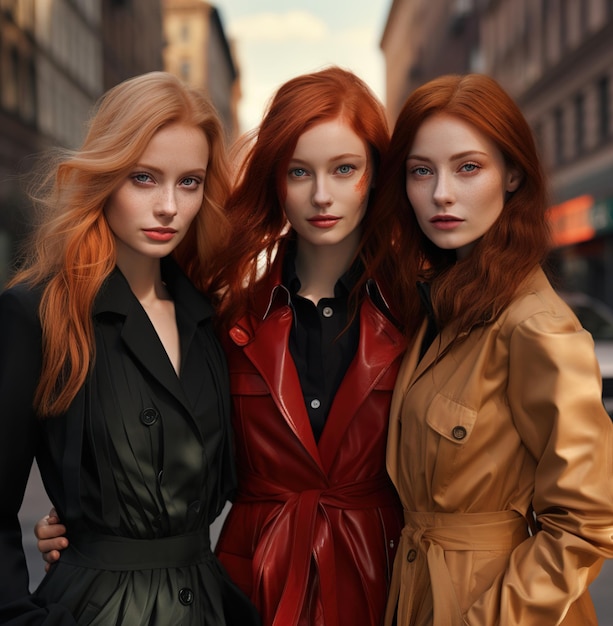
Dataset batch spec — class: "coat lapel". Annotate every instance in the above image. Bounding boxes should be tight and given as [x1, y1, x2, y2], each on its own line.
[318, 297, 406, 471]
[119, 310, 191, 411]
[93, 262, 211, 417]
[239, 303, 323, 467]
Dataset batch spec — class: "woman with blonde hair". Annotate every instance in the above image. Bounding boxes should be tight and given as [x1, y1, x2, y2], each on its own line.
[0, 71, 258, 625]
[377, 73, 613, 626]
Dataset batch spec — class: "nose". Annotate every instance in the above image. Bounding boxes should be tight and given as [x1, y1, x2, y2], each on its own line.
[432, 172, 454, 207]
[156, 186, 179, 218]
[312, 176, 332, 208]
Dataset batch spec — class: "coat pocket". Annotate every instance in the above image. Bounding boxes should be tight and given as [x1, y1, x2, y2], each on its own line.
[425, 394, 477, 488]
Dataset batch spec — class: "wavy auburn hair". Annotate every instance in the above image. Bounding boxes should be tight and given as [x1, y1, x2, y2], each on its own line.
[374, 73, 551, 340]
[10, 71, 231, 416]
[208, 66, 390, 327]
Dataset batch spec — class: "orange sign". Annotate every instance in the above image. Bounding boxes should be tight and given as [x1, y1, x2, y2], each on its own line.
[547, 195, 595, 246]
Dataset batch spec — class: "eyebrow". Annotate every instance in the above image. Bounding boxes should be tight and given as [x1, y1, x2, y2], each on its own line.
[407, 150, 488, 162]
[289, 153, 366, 163]
[134, 163, 207, 175]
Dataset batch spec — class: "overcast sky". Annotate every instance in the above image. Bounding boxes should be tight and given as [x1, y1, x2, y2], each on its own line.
[212, 1, 393, 132]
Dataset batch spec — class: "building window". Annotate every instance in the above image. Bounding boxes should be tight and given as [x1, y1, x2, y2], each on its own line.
[181, 21, 190, 42]
[598, 75, 610, 142]
[180, 60, 190, 82]
[541, 0, 549, 66]
[532, 120, 545, 161]
[559, 0, 568, 52]
[3, 46, 20, 112]
[554, 106, 564, 165]
[574, 92, 584, 156]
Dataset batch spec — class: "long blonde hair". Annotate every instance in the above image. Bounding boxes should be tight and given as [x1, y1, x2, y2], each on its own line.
[10, 71, 231, 416]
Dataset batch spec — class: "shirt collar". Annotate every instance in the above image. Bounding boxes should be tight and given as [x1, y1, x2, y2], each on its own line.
[281, 236, 363, 298]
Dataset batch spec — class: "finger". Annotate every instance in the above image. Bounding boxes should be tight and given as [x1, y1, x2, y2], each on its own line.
[38, 536, 69, 556]
[36, 523, 68, 541]
[42, 548, 64, 564]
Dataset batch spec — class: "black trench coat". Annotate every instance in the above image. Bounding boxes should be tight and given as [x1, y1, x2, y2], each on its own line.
[0, 258, 259, 625]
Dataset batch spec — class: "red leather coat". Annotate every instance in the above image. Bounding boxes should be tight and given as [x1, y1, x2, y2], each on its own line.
[215, 250, 406, 626]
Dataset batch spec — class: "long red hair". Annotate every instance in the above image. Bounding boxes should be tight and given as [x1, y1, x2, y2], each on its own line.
[208, 66, 391, 327]
[374, 73, 551, 340]
[9, 71, 231, 416]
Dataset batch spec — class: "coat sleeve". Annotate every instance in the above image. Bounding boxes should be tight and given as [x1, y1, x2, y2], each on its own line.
[468, 308, 613, 626]
[0, 286, 77, 625]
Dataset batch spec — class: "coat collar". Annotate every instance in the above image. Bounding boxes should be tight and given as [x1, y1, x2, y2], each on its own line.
[93, 256, 214, 322]
[408, 266, 550, 388]
[228, 242, 406, 472]
[93, 257, 215, 416]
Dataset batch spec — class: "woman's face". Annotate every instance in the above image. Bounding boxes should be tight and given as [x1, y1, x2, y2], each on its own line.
[105, 122, 209, 269]
[405, 113, 520, 260]
[284, 117, 372, 256]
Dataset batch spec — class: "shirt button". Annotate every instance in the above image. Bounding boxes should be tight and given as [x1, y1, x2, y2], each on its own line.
[140, 408, 159, 426]
[452, 425, 467, 440]
[322, 306, 334, 318]
[178, 587, 194, 605]
[406, 549, 417, 562]
[310, 398, 321, 409]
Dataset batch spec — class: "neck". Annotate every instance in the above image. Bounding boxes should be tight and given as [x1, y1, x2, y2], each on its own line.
[294, 234, 359, 303]
[115, 253, 169, 304]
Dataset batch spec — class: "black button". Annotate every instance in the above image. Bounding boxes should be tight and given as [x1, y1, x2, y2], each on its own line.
[406, 549, 417, 562]
[178, 587, 194, 605]
[140, 408, 159, 426]
[452, 425, 467, 440]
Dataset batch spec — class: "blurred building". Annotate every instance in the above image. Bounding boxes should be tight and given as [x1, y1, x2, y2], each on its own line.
[163, 0, 240, 141]
[0, 0, 164, 282]
[380, 0, 481, 126]
[102, 0, 164, 90]
[380, 0, 613, 307]
[0, 1, 39, 282]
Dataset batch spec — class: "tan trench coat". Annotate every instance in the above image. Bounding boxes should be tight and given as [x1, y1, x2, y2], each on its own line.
[385, 268, 613, 626]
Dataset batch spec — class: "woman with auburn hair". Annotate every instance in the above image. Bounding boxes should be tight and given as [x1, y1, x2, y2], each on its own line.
[0, 71, 258, 625]
[377, 73, 613, 626]
[206, 66, 405, 625]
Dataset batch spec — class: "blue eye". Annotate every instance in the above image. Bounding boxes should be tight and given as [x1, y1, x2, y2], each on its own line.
[290, 168, 307, 178]
[181, 177, 201, 188]
[461, 163, 479, 173]
[337, 164, 354, 175]
[133, 172, 153, 184]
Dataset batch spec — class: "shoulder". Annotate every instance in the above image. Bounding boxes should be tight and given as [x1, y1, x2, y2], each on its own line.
[0, 282, 43, 325]
[0, 283, 43, 363]
[497, 268, 582, 338]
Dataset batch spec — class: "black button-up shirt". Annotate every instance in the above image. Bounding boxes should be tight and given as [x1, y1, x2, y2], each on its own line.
[283, 247, 361, 442]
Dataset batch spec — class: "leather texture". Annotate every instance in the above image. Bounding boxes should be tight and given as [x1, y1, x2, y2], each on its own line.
[215, 247, 406, 626]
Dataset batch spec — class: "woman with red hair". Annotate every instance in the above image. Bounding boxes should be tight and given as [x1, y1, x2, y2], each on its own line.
[34, 66, 406, 624]
[206, 66, 405, 625]
[0, 72, 258, 625]
[377, 73, 613, 625]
